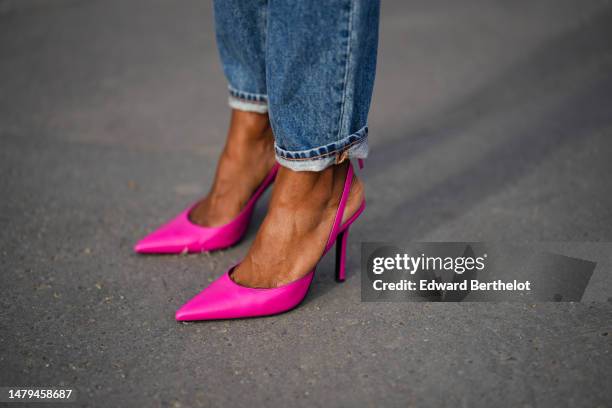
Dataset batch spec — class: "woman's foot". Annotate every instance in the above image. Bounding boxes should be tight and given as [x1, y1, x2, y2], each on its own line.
[231, 161, 364, 288]
[189, 110, 276, 227]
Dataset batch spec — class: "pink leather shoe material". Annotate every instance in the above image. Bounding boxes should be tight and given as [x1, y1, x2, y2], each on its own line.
[175, 161, 365, 321]
[175, 267, 315, 321]
[134, 163, 279, 254]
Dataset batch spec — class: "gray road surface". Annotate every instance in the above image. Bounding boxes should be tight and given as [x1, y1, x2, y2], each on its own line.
[1, 1, 611, 406]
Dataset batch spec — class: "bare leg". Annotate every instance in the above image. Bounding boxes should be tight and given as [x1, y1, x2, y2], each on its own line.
[232, 161, 364, 288]
[189, 110, 276, 227]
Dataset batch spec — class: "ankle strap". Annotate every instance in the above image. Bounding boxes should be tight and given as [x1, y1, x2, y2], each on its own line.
[325, 161, 354, 252]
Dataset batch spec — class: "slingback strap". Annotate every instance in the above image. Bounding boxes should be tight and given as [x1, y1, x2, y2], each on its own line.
[324, 161, 354, 252]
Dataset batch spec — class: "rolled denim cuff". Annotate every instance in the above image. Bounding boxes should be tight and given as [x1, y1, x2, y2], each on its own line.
[228, 86, 268, 113]
[275, 126, 369, 172]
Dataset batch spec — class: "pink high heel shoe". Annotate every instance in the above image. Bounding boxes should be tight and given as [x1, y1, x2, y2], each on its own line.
[175, 160, 365, 321]
[134, 163, 280, 254]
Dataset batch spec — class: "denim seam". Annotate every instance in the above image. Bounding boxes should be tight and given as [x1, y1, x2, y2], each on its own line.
[262, 2, 268, 85]
[274, 126, 367, 161]
[276, 138, 364, 162]
[228, 85, 268, 103]
[337, 0, 354, 140]
[264, 10, 275, 142]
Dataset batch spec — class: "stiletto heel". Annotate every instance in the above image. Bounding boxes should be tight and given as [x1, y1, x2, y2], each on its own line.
[175, 160, 366, 321]
[134, 163, 279, 254]
[335, 227, 349, 282]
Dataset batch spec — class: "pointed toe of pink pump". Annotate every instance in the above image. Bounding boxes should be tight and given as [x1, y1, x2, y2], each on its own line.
[134, 231, 188, 254]
[134, 206, 246, 254]
[175, 160, 366, 321]
[175, 267, 314, 321]
[134, 214, 198, 254]
[134, 163, 279, 254]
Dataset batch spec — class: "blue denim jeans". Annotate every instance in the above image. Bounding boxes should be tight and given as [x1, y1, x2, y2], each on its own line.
[213, 0, 380, 171]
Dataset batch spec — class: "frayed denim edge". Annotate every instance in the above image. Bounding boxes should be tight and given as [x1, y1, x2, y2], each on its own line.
[228, 96, 268, 113]
[227, 85, 268, 113]
[275, 126, 367, 160]
[276, 137, 369, 172]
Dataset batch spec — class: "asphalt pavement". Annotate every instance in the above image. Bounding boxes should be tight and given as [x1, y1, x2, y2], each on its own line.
[1, 0, 611, 406]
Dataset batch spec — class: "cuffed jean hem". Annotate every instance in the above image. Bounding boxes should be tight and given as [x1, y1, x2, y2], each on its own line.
[275, 126, 369, 172]
[228, 86, 268, 113]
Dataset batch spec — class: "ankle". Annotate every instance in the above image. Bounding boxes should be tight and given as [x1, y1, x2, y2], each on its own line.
[272, 162, 350, 211]
[230, 109, 271, 137]
[231, 161, 363, 289]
